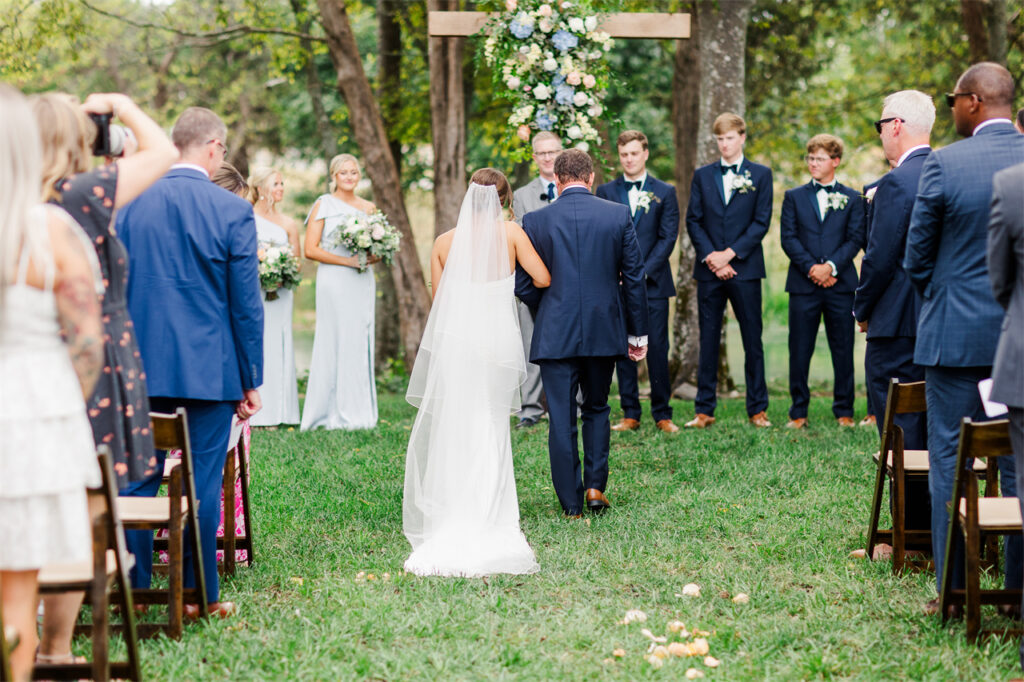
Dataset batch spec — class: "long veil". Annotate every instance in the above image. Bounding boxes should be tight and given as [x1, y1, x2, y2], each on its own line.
[402, 183, 537, 576]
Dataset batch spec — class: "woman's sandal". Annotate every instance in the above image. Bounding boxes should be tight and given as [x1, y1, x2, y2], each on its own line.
[35, 651, 88, 665]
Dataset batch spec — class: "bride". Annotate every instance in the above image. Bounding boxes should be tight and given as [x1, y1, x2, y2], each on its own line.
[403, 168, 551, 577]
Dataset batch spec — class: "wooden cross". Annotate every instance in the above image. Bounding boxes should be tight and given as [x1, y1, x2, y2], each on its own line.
[428, 11, 690, 39]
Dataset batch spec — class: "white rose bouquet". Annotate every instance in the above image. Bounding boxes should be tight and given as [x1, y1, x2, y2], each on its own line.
[330, 210, 402, 272]
[257, 243, 301, 301]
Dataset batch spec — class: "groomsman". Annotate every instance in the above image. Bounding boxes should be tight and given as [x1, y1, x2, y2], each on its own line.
[597, 130, 680, 433]
[685, 113, 773, 428]
[904, 62, 1024, 614]
[780, 134, 866, 428]
[512, 131, 563, 429]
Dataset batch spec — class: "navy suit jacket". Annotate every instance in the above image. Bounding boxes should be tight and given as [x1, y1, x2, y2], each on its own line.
[780, 181, 866, 294]
[855, 148, 930, 338]
[685, 159, 773, 280]
[117, 167, 264, 401]
[905, 122, 1024, 367]
[515, 187, 648, 361]
[988, 162, 1024, 408]
[595, 174, 679, 298]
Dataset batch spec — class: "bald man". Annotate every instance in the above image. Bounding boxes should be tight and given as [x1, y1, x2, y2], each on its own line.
[904, 62, 1024, 615]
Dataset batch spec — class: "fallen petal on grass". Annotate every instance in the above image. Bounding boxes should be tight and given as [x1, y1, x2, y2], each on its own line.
[732, 593, 750, 604]
[681, 583, 701, 597]
[612, 648, 626, 658]
[647, 655, 665, 669]
[667, 620, 687, 633]
[652, 645, 670, 660]
[289, 576, 304, 586]
[641, 628, 668, 643]
[704, 656, 720, 668]
[849, 548, 867, 559]
[692, 638, 710, 656]
[667, 642, 689, 657]
[621, 609, 648, 624]
[685, 668, 705, 679]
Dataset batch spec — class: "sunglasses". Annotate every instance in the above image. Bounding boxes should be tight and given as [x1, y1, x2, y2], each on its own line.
[945, 92, 981, 108]
[874, 117, 902, 134]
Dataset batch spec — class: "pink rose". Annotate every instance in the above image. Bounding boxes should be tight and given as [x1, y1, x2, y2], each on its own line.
[582, 74, 596, 88]
[517, 125, 531, 141]
[538, 3, 552, 16]
[371, 225, 386, 240]
[566, 71, 582, 86]
[505, 0, 517, 11]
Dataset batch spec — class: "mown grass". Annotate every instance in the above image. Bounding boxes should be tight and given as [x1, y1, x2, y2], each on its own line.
[124, 394, 1022, 680]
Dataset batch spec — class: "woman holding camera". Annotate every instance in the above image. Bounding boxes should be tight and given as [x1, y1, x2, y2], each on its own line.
[30, 92, 177, 666]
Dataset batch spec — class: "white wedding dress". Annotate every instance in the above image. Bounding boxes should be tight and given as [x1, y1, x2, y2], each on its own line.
[403, 183, 539, 577]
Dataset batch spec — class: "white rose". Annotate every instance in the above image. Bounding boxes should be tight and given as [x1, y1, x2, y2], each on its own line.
[568, 17, 585, 33]
[537, 3, 552, 16]
[519, 45, 530, 54]
[371, 225, 386, 240]
[575, 141, 589, 152]
[542, 57, 558, 71]
[572, 91, 588, 107]
[533, 83, 551, 100]
[266, 247, 281, 261]
[582, 73, 596, 88]
[584, 16, 597, 31]
[507, 76, 521, 90]
[588, 104, 602, 117]
[539, 18, 553, 33]
[567, 125, 582, 139]
[515, 11, 534, 28]
[356, 233, 372, 249]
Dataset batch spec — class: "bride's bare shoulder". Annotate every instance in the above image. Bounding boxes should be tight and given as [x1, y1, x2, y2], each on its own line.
[432, 227, 455, 252]
[504, 220, 524, 236]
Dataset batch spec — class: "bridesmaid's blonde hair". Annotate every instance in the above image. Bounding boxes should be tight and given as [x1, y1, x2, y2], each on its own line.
[30, 93, 95, 202]
[248, 166, 279, 207]
[328, 153, 360, 192]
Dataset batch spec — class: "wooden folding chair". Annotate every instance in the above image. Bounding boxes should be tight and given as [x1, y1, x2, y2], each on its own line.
[0, 599, 15, 682]
[116, 408, 207, 639]
[35, 447, 141, 681]
[939, 418, 1023, 641]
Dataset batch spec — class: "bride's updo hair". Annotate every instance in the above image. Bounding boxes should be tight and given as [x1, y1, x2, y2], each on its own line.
[469, 168, 512, 209]
[247, 166, 279, 206]
[328, 153, 360, 192]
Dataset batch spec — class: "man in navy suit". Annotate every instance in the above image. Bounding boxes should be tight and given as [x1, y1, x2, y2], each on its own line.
[856, 90, 935, 542]
[597, 130, 680, 434]
[118, 107, 264, 618]
[685, 112, 773, 428]
[904, 62, 1024, 613]
[516, 149, 649, 516]
[780, 134, 866, 428]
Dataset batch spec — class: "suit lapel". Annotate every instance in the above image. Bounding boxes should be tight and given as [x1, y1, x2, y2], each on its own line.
[714, 166, 727, 208]
[805, 183, 824, 225]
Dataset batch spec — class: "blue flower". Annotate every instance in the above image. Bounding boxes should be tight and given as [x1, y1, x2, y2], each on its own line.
[551, 30, 578, 52]
[554, 84, 575, 105]
[510, 19, 534, 39]
[535, 110, 555, 130]
[551, 72, 567, 87]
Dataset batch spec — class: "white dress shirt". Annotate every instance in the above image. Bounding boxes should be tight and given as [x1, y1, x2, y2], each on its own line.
[721, 156, 744, 204]
[625, 171, 647, 215]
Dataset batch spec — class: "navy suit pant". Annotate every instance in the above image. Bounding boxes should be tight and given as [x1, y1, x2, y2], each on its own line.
[925, 366, 1021, 594]
[121, 398, 234, 604]
[616, 297, 672, 423]
[695, 279, 768, 417]
[540, 357, 616, 515]
[787, 290, 855, 420]
[865, 336, 930, 533]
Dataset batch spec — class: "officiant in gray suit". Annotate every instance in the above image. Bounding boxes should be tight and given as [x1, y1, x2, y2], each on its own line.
[512, 131, 563, 429]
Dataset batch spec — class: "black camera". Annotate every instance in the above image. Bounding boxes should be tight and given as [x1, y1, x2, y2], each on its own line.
[88, 112, 129, 157]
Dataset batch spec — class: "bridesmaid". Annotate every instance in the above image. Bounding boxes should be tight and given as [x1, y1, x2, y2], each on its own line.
[248, 167, 300, 427]
[301, 154, 379, 430]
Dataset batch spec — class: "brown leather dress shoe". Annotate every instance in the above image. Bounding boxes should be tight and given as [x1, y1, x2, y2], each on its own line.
[859, 414, 877, 427]
[184, 601, 236, 620]
[611, 418, 640, 432]
[922, 597, 962, 619]
[837, 416, 856, 427]
[585, 488, 611, 512]
[684, 413, 715, 428]
[749, 411, 772, 428]
[656, 419, 679, 433]
[785, 418, 807, 429]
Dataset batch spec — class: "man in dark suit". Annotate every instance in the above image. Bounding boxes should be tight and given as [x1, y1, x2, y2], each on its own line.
[685, 112, 773, 428]
[516, 149, 649, 516]
[780, 134, 866, 428]
[858, 176, 885, 429]
[856, 89, 936, 543]
[988, 161, 1024, 653]
[512, 131, 563, 429]
[118, 107, 264, 618]
[596, 130, 680, 434]
[904, 62, 1024, 613]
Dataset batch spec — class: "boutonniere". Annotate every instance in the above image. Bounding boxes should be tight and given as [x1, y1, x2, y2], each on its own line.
[826, 192, 849, 211]
[864, 186, 877, 203]
[635, 190, 659, 214]
[731, 171, 755, 194]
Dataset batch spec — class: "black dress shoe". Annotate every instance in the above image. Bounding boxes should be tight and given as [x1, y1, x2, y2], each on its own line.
[516, 417, 539, 429]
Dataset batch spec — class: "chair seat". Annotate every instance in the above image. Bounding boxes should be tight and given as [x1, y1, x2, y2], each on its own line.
[117, 496, 191, 524]
[958, 497, 1023, 532]
[872, 449, 987, 472]
[39, 549, 120, 585]
[163, 458, 181, 480]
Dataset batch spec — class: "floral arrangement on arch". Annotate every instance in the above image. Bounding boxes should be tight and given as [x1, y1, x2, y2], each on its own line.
[481, 0, 614, 160]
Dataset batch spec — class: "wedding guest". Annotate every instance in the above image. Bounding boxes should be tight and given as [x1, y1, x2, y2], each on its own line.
[31, 91, 177, 664]
[511, 131, 563, 429]
[598, 130, 680, 434]
[904, 62, 1024, 615]
[1015, 107, 1024, 134]
[212, 161, 249, 195]
[858, 174, 885, 430]
[248, 167, 300, 427]
[855, 91, 935, 549]
[117, 106, 264, 619]
[301, 154, 379, 431]
[685, 112, 773, 428]
[987, 161, 1024, 666]
[0, 84, 103, 682]
[780, 134, 865, 429]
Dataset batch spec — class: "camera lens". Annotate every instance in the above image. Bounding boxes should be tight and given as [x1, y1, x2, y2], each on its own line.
[108, 125, 127, 157]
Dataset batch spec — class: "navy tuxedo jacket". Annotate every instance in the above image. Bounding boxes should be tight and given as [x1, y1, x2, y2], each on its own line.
[905, 122, 1024, 368]
[595, 174, 679, 298]
[515, 187, 648, 361]
[779, 181, 866, 294]
[685, 159, 773, 281]
[854, 148, 930, 338]
[117, 167, 264, 401]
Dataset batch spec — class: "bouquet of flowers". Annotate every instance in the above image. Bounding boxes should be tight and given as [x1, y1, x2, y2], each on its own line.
[329, 211, 401, 272]
[257, 243, 301, 301]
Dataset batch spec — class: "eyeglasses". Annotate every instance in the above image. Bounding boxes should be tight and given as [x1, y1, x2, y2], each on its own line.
[534, 150, 562, 159]
[945, 91, 981, 108]
[207, 139, 228, 156]
[873, 117, 902, 134]
[805, 155, 833, 164]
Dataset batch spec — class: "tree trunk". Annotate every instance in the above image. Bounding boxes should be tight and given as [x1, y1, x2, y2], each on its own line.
[670, 3, 700, 396]
[315, 0, 431, 368]
[960, 0, 1008, 64]
[697, 0, 753, 394]
[427, 0, 468, 237]
[289, 0, 337, 170]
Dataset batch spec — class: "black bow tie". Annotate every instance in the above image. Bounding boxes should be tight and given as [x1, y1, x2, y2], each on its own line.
[813, 181, 835, 192]
[720, 164, 738, 175]
[626, 180, 642, 190]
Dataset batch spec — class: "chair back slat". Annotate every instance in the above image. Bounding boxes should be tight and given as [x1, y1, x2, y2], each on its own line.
[888, 379, 927, 415]
[961, 419, 1013, 461]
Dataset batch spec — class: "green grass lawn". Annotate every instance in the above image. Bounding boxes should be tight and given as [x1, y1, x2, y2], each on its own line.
[127, 393, 1022, 680]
